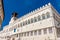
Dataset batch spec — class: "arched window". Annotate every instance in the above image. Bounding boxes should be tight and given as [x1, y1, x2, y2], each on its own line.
[24, 32, 26, 36]
[30, 31, 33, 36]
[46, 12, 50, 18]
[25, 20, 28, 25]
[28, 19, 30, 24]
[34, 17, 37, 22]
[38, 15, 41, 21]
[42, 14, 45, 19]
[23, 21, 25, 26]
[31, 18, 34, 23]
[20, 23, 23, 27]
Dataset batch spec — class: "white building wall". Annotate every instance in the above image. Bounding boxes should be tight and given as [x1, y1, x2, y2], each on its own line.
[0, 3, 60, 40]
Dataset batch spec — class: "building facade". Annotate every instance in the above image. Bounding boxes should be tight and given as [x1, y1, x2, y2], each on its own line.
[0, 3, 60, 40]
[0, 0, 4, 30]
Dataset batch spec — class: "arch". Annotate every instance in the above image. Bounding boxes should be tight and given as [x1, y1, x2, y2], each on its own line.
[34, 17, 37, 22]
[38, 15, 41, 21]
[46, 12, 50, 18]
[42, 14, 45, 19]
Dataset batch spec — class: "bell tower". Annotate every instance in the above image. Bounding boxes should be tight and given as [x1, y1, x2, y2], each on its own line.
[9, 12, 18, 25]
[0, 0, 4, 29]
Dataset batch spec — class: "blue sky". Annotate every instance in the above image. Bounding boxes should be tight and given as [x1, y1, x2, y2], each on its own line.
[2, 0, 60, 28]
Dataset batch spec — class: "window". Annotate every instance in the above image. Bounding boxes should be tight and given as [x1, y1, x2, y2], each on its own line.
[30, 31, 33, 36]
[57, 28, 60, 34]
[38, 29, 41, 35]
[16, 34, 18, 37]
[46, 12, 50, 18]
[14, 28, 16, 32]
[34, 17, 37, 22]
[48, 27, 52, 33]
[43, 28, 47, 34]
[42, 14, 45, 19]
[38, 15, 41, 21]
[9, 28, 12, 31]
[28, 19, 30, 24]
[18, 24, 20, 27]
[25, 20, 28, 25]
[23, 22, 25, 26]
[19, 33, 21, 36]
[31, 18, 34, 23]
[27, 32, 29, 36]
[34, 30, 37, 35]
[21, 33, 23, 37]
[20, 23, 22, 27]
[20, 33, 23, 36]
[24, 32, 26, 36]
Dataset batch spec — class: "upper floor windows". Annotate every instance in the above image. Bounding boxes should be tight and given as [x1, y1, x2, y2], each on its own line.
[23, 22, 25, 26]
[28, 19, 30, 24]
[19, 12, 50, 27]
[34, 17, 37, 22]
[42, 14, 45, 19]
[38, 15, 41, 21]
[31, 18, 34, 23]
[25, 21, 28, 25]
[20, 23, 23, 27]
[46, 12, 50, 18]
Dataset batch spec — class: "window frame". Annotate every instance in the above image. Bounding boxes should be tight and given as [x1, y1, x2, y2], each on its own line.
[48, 27, 52, 33]
[43, 28, 47, 34]
[46, 12, 50, 18]
[42, 14, 45, 19]
[34, 30, 37, 35]
[31, 18, 34, 23]
[34, 17, 37, 22]
[38, 15, 41, 21]
[38, 29, 41, 35]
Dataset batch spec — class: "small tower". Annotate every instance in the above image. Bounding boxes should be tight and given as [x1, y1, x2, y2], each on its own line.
[12, 12, 18, 20]
[9, 12, 18, 25]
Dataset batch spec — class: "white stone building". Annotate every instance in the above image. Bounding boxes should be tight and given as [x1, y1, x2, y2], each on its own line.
[0, 3, 60, 40]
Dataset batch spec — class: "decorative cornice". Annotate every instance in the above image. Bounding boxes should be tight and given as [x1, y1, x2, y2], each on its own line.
[17, 3, 52, 21]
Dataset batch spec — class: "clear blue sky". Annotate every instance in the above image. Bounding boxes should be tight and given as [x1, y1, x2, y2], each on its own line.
[2, 0, 60, 28]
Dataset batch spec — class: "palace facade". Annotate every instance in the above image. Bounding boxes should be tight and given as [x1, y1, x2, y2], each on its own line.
[0, 3, 60, 40]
